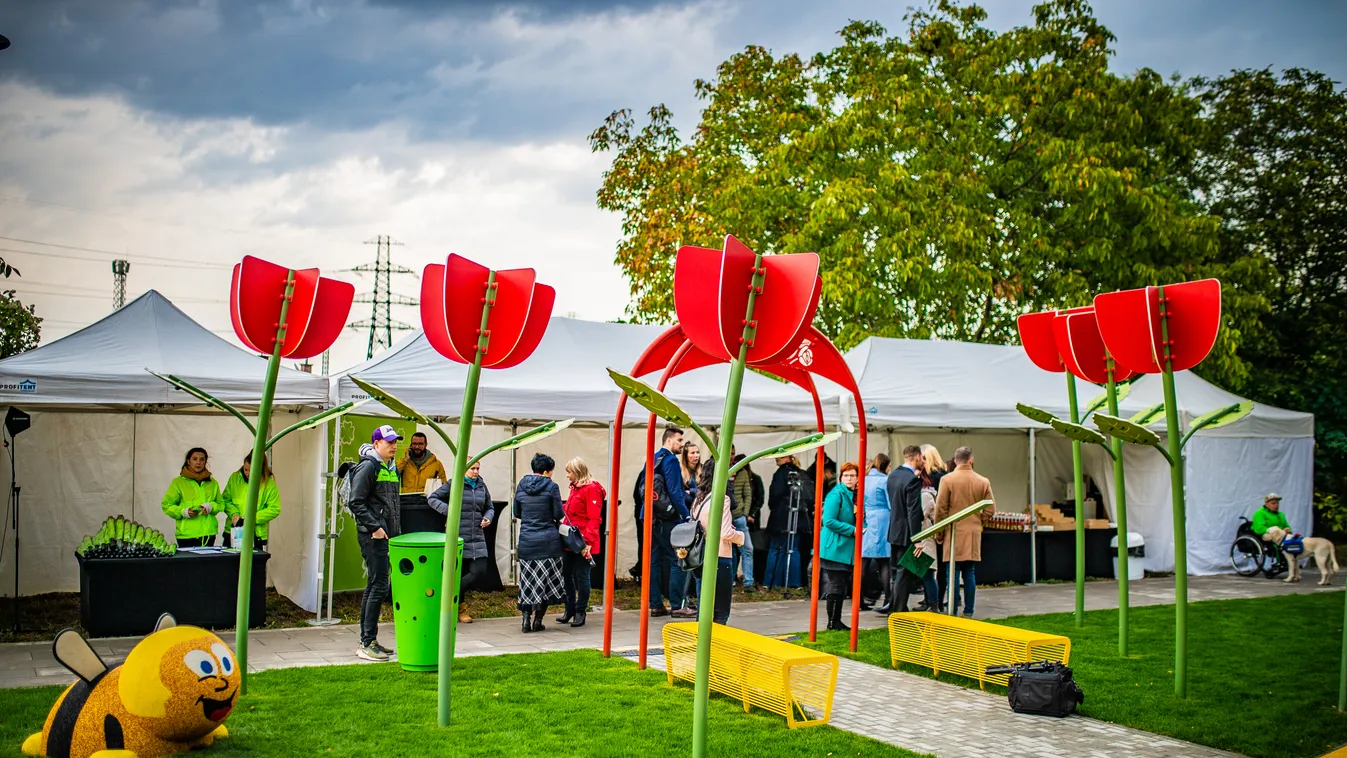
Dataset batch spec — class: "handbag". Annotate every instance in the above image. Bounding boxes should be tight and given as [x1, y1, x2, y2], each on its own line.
[987, 661, 1085, 718]
[671, 500, 708, 572]
[559, 520, 588, 554]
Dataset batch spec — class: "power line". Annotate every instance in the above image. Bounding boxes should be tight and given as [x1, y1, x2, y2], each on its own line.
[0, 237, 231, 269]
[347, 235, 418, 360]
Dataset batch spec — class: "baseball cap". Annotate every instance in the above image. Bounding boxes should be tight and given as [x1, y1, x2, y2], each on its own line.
[1265, 492, 1282, 502]
[372, 425, 403, 443]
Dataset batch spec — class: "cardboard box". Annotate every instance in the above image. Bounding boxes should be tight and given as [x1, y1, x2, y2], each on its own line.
[1085, 519, 1110, 529]
[1055, 518, 1076, 530]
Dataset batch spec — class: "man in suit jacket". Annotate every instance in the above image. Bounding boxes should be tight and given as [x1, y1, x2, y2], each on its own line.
[935, 446, 995, 617]
[877, 445, 925, 613]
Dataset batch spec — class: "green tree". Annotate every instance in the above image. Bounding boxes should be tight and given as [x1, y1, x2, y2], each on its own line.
[0, 290, 41, 358]
[1193, 67, 1347, 519]
[590, 0, 1261, 386]
[0, 256, 17, 278]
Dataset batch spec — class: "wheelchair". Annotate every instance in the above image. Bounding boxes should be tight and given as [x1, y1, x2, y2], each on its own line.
[1230, 517, 1288, 579]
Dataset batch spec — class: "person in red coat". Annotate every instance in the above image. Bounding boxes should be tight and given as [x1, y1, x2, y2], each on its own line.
[560, 457, 606, 627]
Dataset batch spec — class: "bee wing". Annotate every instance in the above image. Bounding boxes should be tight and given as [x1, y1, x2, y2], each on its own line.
[154, 613, 176, 633]
[53, 629, 108, 683]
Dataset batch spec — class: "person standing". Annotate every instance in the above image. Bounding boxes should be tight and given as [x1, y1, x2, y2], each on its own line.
[688, 460, 744, 625]
[934, 446, 995, 618]
[221, 451, 281, 551]
[820, 462, 860, 631]
[861, 454, 892, 610]
[162, 447, 222, 548]
[729, 449, 757, 593]
[878, 446, 924, 614]
[643, 426, 689, 616]
[680, 442, 701, 504]
[559, 457, 605, 628]
[428, 460, 494, 625]
[348, 425, 403, 661]
[514, 453, 566, 633]
[397, 432, 448, 494]
[917, 445, 946, 610]
[764, 455, 810, 589]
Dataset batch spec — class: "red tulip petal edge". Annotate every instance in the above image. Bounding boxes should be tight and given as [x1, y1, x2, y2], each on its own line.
[1053, 307, 1135, 385]
[1093, 279, 1221, 375]
[1017, 310, 1065, 373]
[230, 255, 354, 359]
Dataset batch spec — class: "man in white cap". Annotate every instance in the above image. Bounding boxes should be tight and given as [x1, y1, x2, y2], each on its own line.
[349, 424, 403, 661]
[1252, 493, 1293, 545]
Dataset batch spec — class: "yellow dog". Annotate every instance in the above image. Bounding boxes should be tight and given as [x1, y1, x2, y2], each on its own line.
[23, 614, 236, 758]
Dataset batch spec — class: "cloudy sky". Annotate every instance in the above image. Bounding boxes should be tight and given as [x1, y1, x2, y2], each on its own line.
[1, 0, 1344, 372]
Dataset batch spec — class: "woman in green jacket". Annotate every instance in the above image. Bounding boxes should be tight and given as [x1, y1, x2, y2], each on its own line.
[222, 452, 282, 550]
[819, 462, 860, 632]
[161, 447, 222, 547]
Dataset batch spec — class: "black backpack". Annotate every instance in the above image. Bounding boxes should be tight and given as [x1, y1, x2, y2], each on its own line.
[633, 450, 679, 522]
[1001, 661, 1085, 718]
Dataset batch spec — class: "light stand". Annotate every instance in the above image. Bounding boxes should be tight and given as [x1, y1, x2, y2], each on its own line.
[5, 407, 30, 634]
[782, 471, 803, 599]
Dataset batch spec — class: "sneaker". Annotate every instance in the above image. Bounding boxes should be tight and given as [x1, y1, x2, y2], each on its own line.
[372, 642, 395, 657]
[961, 611, 974, 619]
[356, 643, 389, 662]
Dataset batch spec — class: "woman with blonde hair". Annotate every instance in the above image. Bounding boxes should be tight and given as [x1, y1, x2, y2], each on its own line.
[917, 444, 945, 611]
[559, 457, 606, 627]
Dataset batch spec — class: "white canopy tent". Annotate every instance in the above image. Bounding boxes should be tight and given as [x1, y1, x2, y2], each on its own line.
[0, 291, 330, 609]
[836, 337, 1315, 574]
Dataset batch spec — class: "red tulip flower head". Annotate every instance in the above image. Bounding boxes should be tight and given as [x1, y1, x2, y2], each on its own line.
[1052, 307, 1136, 385]
[673, 235, 821, 365]
[1093, 279, 1221, 375]
[230, 255, 355, 359]
[421, 253, 555, 369]
[1017, 310, 1066, 373]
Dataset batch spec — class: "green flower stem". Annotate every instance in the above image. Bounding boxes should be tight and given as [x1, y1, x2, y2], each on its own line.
[437, 271, 495, 727]
[1067, 371, 1085, 628]
[691, 261, 763, 758]
[1106, 367, 1129, 657]
[1340, 588, 1347, 710]
[1159, 285, 1188, 698]
[234, 271, 296, 696]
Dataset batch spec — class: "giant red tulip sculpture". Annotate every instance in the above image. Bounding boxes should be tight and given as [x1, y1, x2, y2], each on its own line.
[1091, 279, 1247, 698]
[227, 256, 355, 694]
[420, 254, 563, 726]
[606, 235, 821, 758]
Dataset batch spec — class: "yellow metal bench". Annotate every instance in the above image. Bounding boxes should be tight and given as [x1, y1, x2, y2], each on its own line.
[661, 622, 839, 728]
[887, 612, 1071, 689]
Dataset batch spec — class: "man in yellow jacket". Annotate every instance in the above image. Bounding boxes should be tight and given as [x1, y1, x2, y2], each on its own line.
[398, 432, 447, 494]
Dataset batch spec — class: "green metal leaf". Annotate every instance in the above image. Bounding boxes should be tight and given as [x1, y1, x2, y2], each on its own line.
[1016, 403, 1057, 425]
[1083, 380, 1131, 419]
[730, 431, 842, 476]
[1050, 418, 1109, 447]
[348, 376, 430, 424]
[147, 369, 255, 434]
[265, 399, 371, 450]
[607, 368, 695, 427]
[1129, 403, 1166, 427]
[466, 419, 576, 469]
[912, 499, 994, 543]
[1094, 413, 1162, 447]
[1189, 401, 1253, 433]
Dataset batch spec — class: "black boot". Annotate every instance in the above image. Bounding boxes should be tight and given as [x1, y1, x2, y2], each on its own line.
[521, 609, 533, 634]
[571, 610, 586, 628]
[532, 605, 547, 632]
[833, 599, 850, 632]
[557, 606, 574, 625]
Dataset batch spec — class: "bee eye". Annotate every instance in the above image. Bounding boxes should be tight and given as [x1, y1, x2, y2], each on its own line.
[184, 650, 215, 677]
[211, 643, 234, 675]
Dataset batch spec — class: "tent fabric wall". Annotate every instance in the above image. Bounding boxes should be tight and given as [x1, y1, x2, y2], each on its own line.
[0, 409, 323, 606]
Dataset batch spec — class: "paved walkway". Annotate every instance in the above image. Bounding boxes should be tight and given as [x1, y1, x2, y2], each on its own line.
[0, 575, 1332, 757]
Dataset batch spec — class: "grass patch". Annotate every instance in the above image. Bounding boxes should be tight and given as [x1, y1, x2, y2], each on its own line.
[801, 592, 1347, 758]
[0, 650, 926, 758]
[0, 580, 784, 643]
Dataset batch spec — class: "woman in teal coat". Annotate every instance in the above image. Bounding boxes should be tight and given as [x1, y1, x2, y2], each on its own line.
[819, 462, 860, 631]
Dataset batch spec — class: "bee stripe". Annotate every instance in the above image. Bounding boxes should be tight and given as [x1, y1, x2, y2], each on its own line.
[45, 665, 119, 758]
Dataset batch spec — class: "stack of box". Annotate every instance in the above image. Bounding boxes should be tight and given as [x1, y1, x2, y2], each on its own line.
[1032, 504, 1075, 531]
[1084, 519, 1111, 529]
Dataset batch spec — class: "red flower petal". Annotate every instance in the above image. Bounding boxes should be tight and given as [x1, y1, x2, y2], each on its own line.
[1161, 279, 1221, 372]
[1093, 286, 1162, 374]
[284, 276, 354, 359]
[481, 268, 537, 368]
[673, 242, 752, 361]
[1016, 310, 1065, 372]
[751, 255, 821, 364]
[230, 256, 319, 356]
[489, 282, 555, 369]
[1054, 308, 1135, 385]
[421, 254, 492, 365]
[769, 326, 858, 396]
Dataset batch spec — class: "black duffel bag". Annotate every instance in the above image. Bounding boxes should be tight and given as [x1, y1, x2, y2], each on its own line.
[987, 661, 1085, 718]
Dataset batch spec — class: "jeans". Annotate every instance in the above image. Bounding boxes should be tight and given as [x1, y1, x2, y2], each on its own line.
[563, 551, 593, 615]
[763, 534, 803, 589]
[357, 532, 391, 646]
[731, 515, 755, 586]
[939, 560, 978, 614]
[650, 520, 686, 610]
[922, 570, 939, 607]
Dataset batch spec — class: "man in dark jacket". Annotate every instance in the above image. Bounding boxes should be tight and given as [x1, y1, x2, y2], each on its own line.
[639, 427, 689, 616]
[878, 445, 925, 613]
[348, 425, 402, 661]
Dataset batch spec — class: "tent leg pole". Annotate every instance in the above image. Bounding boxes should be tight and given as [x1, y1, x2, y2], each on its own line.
[1028, 428, 1036, 586]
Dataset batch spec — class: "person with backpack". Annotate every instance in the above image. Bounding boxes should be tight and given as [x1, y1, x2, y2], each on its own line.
[347, 425, 403, 661]
[684, 459, 744, 625]
[636, 426, 690, 617]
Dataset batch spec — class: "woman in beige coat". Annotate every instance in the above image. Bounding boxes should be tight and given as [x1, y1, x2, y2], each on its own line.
[690, 459, 744, 625]
[934, 447, 994, 617]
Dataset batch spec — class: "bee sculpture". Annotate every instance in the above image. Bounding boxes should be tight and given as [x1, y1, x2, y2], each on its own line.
[22, 613, 237, 758]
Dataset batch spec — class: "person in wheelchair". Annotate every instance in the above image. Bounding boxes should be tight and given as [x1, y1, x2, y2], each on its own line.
[1231, 493, 1295, 578]
[1253, 493, 1295, 545]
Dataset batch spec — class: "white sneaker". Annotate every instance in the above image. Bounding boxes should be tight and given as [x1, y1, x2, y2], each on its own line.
[356, 643, 389, 661]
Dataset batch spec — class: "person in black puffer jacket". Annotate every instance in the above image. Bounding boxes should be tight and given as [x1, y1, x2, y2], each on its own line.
[429, 461, 495, 625]
[513, 453, 565, 633]
[347, 426, 403, 661]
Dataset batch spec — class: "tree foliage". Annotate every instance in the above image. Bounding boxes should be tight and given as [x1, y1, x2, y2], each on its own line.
[590, 0, 1263, 386]
[1193, 68, 1347, 515]
[0, 256, 18, 278]
[0, 290, 41, 359]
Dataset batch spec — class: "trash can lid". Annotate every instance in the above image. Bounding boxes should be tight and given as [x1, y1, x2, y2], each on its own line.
[1109, 532, 1145, 547]
[389, 532, 462, 548]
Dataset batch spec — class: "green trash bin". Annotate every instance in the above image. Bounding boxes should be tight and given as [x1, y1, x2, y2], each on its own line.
[389, 532, 463, 672]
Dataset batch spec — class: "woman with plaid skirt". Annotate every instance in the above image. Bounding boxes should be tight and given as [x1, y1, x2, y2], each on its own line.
[514, 453, 566, 633]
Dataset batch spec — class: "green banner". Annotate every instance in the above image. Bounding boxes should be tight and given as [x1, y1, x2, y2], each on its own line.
[327, 414, 417, 592]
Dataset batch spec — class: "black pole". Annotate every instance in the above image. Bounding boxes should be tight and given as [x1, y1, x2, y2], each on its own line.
[9, 436, 17, 634]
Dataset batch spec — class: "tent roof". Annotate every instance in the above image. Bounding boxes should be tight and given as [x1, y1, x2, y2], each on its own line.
[0, 291, 330, 409]
[844, 336, 1313, 438]
[335, 317, 833, 427]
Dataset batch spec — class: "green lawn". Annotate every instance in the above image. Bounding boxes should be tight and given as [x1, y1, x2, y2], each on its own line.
[0, 649, 926, 758]
[802, 592, 1347, 758]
